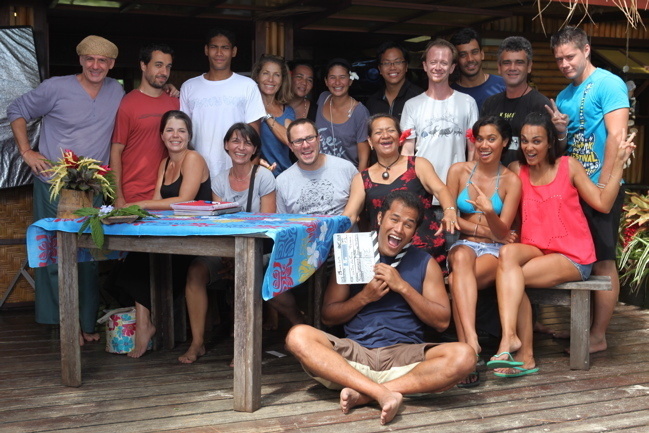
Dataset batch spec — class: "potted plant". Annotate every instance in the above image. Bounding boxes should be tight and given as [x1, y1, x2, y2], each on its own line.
[618, 190, 649, 308]
[43, 149, 115, 218]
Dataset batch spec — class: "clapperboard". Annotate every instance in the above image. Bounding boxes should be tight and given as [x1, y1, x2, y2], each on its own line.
[333, 231, 410, 285]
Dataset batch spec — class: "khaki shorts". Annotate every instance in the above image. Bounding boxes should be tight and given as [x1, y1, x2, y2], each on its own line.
[304, 332, 439, 390]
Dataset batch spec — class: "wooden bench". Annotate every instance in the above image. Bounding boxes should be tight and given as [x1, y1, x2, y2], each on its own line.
[527, 275, 612, 370]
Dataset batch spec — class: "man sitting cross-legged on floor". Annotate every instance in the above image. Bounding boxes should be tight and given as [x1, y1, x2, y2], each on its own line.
[285, 190, 474, 425]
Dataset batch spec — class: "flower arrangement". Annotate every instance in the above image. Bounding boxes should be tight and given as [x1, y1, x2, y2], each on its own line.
[618, 190, 649, 293]
[74, 205, 156, 249]
[44, 149, 115, 201]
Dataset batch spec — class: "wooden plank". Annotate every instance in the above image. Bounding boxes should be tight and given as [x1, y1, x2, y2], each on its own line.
[233, 237, 263, 412]
[77, 235, 236, 257]
[56, 231, 81, 387]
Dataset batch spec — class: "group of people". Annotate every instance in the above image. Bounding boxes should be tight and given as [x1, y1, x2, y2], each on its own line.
[7, 23, 635, 425]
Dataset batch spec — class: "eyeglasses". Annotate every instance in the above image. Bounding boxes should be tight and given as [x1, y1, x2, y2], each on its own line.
[379, 60, 407, 68]
[290, 135, 318, 146]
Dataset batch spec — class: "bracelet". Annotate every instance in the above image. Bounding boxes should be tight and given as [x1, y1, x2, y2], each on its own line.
[444, 206, 455, 211]
[473, 223, 478, 237]
[20, 148, 32, 156]
[596, 183, 606, 189]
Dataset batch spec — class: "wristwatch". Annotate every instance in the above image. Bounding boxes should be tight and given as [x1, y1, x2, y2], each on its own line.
[263, 113, 274, 122]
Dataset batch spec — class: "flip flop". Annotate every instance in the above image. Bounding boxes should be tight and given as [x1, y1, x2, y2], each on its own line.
[457, 370, 480, 388]
[486, 352, 525, 369]
[494, 366, 540, 378]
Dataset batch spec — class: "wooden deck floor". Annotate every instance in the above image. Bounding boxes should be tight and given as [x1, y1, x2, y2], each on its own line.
[2, 302, 649, 433]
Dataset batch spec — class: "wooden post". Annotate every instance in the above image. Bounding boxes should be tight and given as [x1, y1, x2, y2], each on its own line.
[233, 237, 263, 412]
[57, 231, 81, 387]
[570, 290, 591, 370]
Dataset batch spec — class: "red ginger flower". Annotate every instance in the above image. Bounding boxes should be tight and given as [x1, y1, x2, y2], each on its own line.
[465, 128, 476, 144]
[399, 129, 412, 144]
[63, 149, 79, 168]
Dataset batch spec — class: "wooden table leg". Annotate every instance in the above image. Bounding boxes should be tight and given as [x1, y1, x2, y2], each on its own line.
[570, 290, 591, 370]
[150, 254, 174, 350]
[57, 231, 81, 387]
[233, 237, 262, 412]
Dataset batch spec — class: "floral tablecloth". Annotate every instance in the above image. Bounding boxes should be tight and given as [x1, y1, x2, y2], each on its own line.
[26, 211, 351, 300]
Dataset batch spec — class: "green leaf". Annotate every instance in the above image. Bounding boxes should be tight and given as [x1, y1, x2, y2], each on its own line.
[89, 216, 105, 249]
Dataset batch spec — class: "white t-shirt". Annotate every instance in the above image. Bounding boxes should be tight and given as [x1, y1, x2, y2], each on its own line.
[401, 90, 478, 188]
[211, 166, 276, 213]
[276, 155, 357, 216]
[180, 73, 265, 177]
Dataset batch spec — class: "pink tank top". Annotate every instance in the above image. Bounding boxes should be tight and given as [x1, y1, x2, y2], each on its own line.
[519, 156, 596, 265]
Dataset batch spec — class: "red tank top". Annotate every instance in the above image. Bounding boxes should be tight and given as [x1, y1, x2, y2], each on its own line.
[519, 156, 596, 265]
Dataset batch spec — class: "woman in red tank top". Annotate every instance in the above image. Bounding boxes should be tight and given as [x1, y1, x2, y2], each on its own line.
[488, 112, 635, 378]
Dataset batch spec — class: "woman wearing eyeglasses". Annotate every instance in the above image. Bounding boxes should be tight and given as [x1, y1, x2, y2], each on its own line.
[315, 58, 370, 171]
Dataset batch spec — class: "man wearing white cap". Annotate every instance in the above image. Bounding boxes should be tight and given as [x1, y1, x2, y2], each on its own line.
[8, 35, 124, 344]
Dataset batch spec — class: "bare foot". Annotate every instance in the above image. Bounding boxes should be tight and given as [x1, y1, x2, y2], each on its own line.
[340, 387, 371, 414]
[534, 321, 556, 335]
[494, 336, 522, 360]
[79, 331, 99, 346]
[377, 391, 403, 425]
[178, 343, 206, 364]
[565, 335, 607, 354]
[552, 330, 570, 339]
[128, 323, 156, 358]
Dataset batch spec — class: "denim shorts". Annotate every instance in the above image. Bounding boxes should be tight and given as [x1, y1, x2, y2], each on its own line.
[559, 254, 593, 281]
[449, 239, 504, 258]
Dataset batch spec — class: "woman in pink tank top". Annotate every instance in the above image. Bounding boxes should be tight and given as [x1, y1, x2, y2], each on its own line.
[487, 112, 635, 378]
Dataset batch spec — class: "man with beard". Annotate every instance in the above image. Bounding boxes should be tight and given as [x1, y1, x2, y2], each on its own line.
[109, 44, 179, 358]
[110, 43, 179, 208]
[450, 28, 505, 110]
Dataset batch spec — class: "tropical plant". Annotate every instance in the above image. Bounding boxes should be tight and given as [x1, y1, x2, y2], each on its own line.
[43, 149, 115, 201]
[74, 205, 155, 249]
[618, 190, 649, 293]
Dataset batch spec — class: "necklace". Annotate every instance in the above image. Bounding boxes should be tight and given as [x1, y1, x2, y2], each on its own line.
[302, 98, 308, 119]
[377, 155, 401, 180]
[229, 166, 253, 182]
[328, 95, 354, 143]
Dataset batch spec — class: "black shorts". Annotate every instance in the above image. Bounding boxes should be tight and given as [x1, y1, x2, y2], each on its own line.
[581, 186, 625, 262]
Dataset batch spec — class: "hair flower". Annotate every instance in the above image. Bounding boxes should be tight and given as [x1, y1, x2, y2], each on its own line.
[349, 72, 359, 81]
[399, 129, 412, 144]
[465, 128, 476, 144]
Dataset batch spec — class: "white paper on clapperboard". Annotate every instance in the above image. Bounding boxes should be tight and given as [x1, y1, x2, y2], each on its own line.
[333, 232, 376, 285]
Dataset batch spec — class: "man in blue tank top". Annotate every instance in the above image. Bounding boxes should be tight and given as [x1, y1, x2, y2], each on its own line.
[285, 191, 474, 426]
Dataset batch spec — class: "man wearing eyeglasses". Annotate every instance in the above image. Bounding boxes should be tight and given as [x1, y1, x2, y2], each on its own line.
[276, 119, 357, 216]
[365, 42, 423, 121]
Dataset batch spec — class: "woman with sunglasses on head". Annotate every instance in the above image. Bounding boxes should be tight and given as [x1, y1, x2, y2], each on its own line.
[178, 123, 279, 364]
[316, 58, 370, 171]
[251, 54, 295, 175]
[488, 112, 635, 378]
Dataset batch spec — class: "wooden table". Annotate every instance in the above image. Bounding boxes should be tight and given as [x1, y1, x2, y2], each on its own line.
[28, 212, 350, 412]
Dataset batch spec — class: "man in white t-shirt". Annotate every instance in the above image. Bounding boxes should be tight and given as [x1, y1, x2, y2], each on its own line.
[180, 27, 265, 177]
[401, 38, 478, 188]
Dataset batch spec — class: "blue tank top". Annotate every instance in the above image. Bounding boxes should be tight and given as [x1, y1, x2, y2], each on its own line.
[456, 162, 504, 215]
[344, 247, 431, 348]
